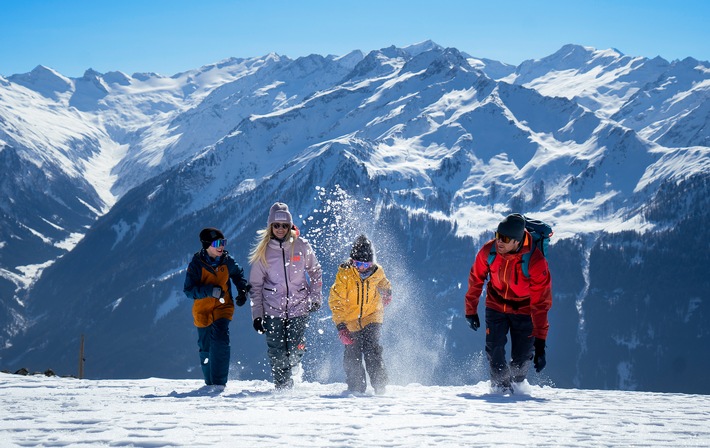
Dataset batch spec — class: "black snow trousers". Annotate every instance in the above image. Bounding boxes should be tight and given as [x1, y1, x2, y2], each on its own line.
[485, 307, 534, 388]
[264, 315, 309, 389]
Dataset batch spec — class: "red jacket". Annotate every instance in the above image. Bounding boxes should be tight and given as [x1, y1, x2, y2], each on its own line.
[465, 231, 552, 339]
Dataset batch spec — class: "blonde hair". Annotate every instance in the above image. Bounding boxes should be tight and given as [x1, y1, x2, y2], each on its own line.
[248, 225, 296, 267]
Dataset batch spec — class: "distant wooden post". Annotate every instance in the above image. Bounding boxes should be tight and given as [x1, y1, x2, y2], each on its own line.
[78, 334, 85, 379]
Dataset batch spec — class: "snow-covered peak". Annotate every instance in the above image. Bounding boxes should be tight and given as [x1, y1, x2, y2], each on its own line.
[102, 70, 132, 86]
[376, 44, 411, 60]
[400, 46, 472, 77]
[332, 49, 366, 69]
[199, 56, 248, 71]
[466, 57, 516, 80]
[507, 44, 649, 89]
[503, 44, 677, 121]
[7, 65, 74, 99]
[131, 71, 165, 82]
[538, 44, 625, 68]
[69, 69, 110, 110]
[342, 47, 409, 83]
[402, 39, 444, 56]
[611, 57, 710, 147]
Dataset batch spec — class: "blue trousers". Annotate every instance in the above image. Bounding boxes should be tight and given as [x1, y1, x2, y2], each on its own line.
[485, 307, 534, 387]
[264, 315, 308, 388]
[197, 318, 231, 386]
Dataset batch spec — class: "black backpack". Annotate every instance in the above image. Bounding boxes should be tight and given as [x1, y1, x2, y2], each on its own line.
[487, 216, 553, 277]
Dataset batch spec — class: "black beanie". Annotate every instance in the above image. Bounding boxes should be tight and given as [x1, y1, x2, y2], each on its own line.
[497, 214, 526, 242]
[350, 234, 374, 262]
[199, 227, 225, 249]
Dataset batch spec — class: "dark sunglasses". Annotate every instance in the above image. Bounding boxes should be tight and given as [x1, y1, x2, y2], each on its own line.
[353, 260, 372, 270]
[210, 239, 227, 248]
[272, 223, 291, 230]
[495, 232, 514, 243]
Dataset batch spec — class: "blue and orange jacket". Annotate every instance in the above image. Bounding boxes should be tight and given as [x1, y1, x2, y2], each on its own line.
[183, 249, 249, 328]
[465, 230, 552, 339]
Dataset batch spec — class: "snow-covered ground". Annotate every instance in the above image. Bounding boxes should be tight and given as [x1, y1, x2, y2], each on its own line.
[1, 373, 708, 447]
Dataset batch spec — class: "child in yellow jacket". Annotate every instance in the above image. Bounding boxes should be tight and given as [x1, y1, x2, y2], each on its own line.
[329, 234, 392, 394]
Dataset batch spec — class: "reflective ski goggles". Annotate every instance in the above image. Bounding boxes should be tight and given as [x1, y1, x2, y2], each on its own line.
[210, 239, 227, 248]
[353, 260, 373, 270]
[271, 223, 291, 230]
[495, 232, 514, 243]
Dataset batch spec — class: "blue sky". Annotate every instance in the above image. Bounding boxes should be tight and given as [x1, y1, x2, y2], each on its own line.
[1, 0, 708, 77]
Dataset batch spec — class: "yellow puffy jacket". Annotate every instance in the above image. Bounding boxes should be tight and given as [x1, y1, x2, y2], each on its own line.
[329, 263, 391, 332]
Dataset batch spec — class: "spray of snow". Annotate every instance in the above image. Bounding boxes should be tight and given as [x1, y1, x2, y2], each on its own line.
[301, 186, 453, 387]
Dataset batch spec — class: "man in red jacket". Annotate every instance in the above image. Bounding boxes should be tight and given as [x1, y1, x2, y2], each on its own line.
[465, 214, 552, 392]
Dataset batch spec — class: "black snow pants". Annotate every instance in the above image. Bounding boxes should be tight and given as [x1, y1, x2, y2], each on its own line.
[485, 307, 534, 388]
[264, 314, 309, 389]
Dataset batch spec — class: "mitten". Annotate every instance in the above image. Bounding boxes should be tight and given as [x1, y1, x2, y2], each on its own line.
[253, 317, 266, 334]
[379, 288, 392, 306]
[308, 301, 321, 313]
[533, 338, 547, 372]
[465, 314, 480, 331]
[337, 323, 354, 345]
[236, 290, 248, 307]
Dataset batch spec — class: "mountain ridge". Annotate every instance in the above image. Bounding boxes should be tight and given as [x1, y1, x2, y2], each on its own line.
[1, 42, 708, 393]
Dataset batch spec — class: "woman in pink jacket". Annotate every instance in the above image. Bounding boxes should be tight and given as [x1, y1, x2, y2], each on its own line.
[248, 202, 323, 389]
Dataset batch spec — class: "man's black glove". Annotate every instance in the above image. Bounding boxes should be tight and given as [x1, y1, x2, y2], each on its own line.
[465, 314, 480, 331]
[253, 317, 266, 334]
[533, 338, 547, 372]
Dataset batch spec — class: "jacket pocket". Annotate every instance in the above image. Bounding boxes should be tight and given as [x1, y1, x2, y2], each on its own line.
[296, 285, 311, 301]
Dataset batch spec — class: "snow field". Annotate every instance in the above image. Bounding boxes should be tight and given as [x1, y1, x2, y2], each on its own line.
[1, 374, 709, 447]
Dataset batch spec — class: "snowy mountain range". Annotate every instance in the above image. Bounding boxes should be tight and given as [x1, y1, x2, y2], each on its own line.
[1, 41, 708, 394]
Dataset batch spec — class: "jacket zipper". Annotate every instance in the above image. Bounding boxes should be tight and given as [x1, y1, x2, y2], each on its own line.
[502, 258, 510, 312]
[357, 277, 370, 330]
[499, 256, 526, 312]
[280, 241, 290, 319]
[356, 281, 362, 329]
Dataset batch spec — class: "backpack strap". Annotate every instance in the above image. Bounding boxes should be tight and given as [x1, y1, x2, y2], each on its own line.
[485, 244, 496, 281]
[523, 231, 551, 278]
[487, 244, 497, 267]
[521, 250, 532, 278]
